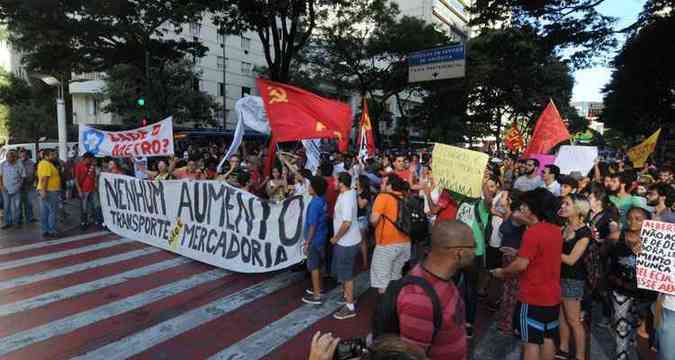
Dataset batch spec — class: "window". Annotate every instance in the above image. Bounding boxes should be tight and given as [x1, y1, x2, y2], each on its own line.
[88, 98, 98, 116]
[189, 22, 201, 36]
[241, 86, 251, 97]
[241, 36, 251, 50]
[241, 61, 252, 74]
[217, 56, 225, 70]
[219, 82, 225, 97]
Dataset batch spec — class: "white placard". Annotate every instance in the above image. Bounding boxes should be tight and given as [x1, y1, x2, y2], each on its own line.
[554, 145, 598, 175]
[79, 117, 174, 158]
[99, 173, 309, 273]
[637, 220, 675, 295]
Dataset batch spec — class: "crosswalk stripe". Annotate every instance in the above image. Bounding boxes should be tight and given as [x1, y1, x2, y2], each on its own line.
[0, 231, 110, 255]
[0, 238, 135, 271]
[0, 257, 193, 317]
[0, 247, 161, 291]
[72, 271, 305, 360]
[0, 268, 229, 357]
[208, 271, 370, 360]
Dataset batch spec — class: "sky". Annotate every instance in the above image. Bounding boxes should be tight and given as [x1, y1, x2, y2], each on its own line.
[571, 0, 646, 102]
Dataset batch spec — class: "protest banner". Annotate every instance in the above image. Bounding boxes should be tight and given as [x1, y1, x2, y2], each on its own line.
[554, 145, 598, 175]
[432, 143, 489, 198]
[627, 128, 661, 168]
[79, 117, 174, 158]
[99, 173, 308, 273]
[637, 220, 675, 295]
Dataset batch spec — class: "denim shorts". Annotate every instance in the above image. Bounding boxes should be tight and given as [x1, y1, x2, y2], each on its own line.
[306, 244, 325, 272]
[331, 243, 360, 282]
[561, 278, 585, 299]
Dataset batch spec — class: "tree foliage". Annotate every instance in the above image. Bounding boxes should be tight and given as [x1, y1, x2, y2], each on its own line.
[209, 0, 347, 82]
[299, 0, 451, 140]
[469, 0, 618, 68]
[0, 0, 208, 75]
[602, 12, 674, 143]
[102, 60, 218, 128]
[0, 70, 57, 143]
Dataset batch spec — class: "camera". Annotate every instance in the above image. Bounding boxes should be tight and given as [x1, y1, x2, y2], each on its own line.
[333, 337, 368, 360]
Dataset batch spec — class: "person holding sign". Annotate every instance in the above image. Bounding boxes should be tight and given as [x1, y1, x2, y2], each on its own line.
[607, 207, 657, 360]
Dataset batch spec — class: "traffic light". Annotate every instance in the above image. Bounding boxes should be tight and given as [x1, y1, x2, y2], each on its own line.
[134, 77, 145, 108]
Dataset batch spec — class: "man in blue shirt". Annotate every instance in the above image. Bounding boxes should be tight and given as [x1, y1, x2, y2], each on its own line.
[302, 176, 329, 305]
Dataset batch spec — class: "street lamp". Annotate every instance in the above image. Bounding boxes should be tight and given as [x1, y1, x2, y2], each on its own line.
[32, 73, 68, 162]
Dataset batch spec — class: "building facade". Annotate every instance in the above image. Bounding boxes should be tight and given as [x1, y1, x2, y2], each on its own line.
[393, 0, 472, 41]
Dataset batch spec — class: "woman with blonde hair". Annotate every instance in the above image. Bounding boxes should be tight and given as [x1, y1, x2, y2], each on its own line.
[556, 194, 592, 360]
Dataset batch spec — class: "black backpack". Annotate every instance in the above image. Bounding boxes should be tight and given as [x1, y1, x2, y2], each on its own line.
[372, 276, 443, 352]
[381, 193, 429, 242]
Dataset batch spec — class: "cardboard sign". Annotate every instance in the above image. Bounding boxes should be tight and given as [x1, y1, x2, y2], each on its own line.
[637, 220, 675, 295]
[99, 173, 308, 273]
[554, 145, 598, 175]
[432, 143, 489, 198]
[79, 117, 174, 158]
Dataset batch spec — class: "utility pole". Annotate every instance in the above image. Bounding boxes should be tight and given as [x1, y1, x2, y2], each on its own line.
[221, 26, 227, 129]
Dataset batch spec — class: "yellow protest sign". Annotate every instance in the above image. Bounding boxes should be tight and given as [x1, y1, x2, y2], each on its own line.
[627, 129, 661, 168]
[432, 143, 489, 198]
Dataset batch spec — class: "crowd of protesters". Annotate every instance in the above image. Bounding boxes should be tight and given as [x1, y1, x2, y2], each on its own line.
[2, 139, 674, 360]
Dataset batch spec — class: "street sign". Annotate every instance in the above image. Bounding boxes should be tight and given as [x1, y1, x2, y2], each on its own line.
[408, 44, 465, 83]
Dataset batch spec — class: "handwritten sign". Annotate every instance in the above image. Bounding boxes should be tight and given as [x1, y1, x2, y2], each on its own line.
[432, 143, 489, 198]
[637, 220, 675, 295]
[79, 117, 174, 158]
[554, 145, 598, 175]
[99, 173, 308, 273]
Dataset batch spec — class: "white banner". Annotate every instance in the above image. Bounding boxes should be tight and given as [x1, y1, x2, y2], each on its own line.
[302, 139, 321, 173]
[79, 117, 174, 158]
[99, 173, 309, 273]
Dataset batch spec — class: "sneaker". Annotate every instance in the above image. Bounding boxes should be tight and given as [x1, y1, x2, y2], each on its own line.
[301, 294, 323, 305]
[555, 350, 571, 359]
[333, 305, 356, 320]
[305, 289, 324, 296]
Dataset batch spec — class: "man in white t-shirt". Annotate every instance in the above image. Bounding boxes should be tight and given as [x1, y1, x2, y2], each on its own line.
[540, 164, 561, 196]
[330, 172, 362, 320]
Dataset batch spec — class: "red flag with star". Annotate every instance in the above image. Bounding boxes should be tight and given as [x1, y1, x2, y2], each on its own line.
[256, 78, 351, 152]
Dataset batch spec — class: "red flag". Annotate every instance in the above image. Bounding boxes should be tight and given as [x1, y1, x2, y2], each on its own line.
[256, 78, 351, 152]
[522, 100, 570, 157]
[357, 98, 376, 158]
[504, 123, 525, 152]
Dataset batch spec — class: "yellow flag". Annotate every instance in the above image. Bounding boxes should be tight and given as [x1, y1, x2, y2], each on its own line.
[627, 129, 661, 168]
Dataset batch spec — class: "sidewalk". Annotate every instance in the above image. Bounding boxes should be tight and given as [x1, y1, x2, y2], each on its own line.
[0, 196, 105, 247]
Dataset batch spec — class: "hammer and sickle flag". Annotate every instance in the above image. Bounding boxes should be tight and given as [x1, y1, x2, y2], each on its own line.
[256, 78, 352, 152]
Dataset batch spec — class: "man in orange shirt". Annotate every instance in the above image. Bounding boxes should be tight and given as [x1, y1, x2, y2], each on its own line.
[370, 174, 411, 294]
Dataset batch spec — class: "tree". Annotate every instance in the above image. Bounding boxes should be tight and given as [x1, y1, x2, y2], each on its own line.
[299, 0, 451, 140]
[0, 0, 209, 75]
[0, 69, 58, 143]
[209, 0, 347, 82]
[469, 0, 618, 68]
[451, 27, 577, 149]
[601, 11, 674, 155]
[102, 60, 218, 128]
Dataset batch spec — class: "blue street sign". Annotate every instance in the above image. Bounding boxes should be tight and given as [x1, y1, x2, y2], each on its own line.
[408, 44, 465, 66]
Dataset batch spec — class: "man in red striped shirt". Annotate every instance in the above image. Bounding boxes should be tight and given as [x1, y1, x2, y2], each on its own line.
[397, 220, 474, 359]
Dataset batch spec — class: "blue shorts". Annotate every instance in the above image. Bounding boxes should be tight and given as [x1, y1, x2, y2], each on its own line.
[331, 243, 360, 282]
[513, 302, 560, 345]
[306, 244, 325, 272]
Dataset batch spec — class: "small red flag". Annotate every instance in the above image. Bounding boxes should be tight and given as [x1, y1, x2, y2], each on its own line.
[357, 98, 376, 158]
[256, 78, 352, 152]
[504, 123, 524, 152]
[522, 100, 570, 157]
